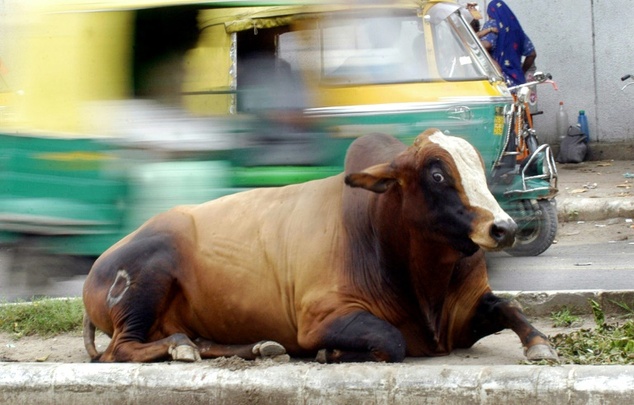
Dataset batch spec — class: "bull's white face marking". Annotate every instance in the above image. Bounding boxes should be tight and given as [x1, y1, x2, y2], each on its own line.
[428, 132, 511, 223]
[107, 269, 131, 308]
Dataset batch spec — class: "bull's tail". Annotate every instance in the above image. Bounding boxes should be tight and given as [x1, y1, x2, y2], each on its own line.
[83, 310, 100, 360]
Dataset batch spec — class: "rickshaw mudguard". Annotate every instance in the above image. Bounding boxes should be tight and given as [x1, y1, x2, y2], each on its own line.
[491, 145, 559, 204]
[494, 179, 556, 205]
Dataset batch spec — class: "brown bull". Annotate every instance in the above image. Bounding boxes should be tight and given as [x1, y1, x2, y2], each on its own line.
[83, 129, 558, 363]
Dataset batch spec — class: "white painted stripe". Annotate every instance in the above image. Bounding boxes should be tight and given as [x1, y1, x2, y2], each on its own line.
[428, 132, 511, 221]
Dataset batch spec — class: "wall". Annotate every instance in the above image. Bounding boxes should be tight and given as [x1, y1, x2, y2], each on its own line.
[463, 0, 634, 148]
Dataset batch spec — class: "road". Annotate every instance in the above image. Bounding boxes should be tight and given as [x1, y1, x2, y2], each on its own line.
[487, 239, 634, 291]
[0, 251, 88, 302]
[1, 240, 633, 302]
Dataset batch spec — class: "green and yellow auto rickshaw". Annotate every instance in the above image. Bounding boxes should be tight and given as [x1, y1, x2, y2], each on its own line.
[0, 0, 557, 283]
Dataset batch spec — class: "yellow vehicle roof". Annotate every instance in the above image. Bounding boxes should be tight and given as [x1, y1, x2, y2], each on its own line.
[1, 0, 461, 137]
[28, 0, 439, 13]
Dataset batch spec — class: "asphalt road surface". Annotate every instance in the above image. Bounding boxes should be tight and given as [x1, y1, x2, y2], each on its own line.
[1, 240, 633, 302]
[487, 239, 634, 291]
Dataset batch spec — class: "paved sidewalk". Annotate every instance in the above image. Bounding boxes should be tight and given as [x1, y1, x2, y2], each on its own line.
[556, 160, 634, 221]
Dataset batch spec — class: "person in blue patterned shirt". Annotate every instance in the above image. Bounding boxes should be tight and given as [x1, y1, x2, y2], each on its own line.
[477, 1, 536, 86]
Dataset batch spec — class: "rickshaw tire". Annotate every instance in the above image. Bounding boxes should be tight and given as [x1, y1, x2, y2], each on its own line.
[504, 199, 558, 257]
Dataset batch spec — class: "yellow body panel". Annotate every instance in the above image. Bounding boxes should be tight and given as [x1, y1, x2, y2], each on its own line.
[2, 10, 133, 135]
[1, 0, 496, 135]
[182, 23, 234, 115]
[316, 81, 503, 107]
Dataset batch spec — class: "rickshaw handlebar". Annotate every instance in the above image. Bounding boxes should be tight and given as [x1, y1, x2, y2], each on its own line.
[507, 72, 558, 92]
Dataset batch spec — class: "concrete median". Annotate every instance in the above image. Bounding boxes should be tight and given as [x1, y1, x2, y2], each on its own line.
[1, 361, 634, 404]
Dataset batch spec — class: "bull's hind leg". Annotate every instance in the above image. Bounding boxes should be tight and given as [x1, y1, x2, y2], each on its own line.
[97, 333, 287, 363]
[87, 232, 207, 363]
[193, 338, 287, 360]
[97, 333, 201, 363]
[95, 270, 203, 363]
[469, 292, 558, 362]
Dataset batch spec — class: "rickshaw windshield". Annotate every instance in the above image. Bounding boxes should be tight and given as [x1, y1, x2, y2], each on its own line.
[277, 4, 499, 86]
[316, 11, 427, 84]
[431, 8, 499, 81]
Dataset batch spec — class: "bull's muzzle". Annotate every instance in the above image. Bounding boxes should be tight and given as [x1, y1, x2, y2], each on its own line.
[489, 218, 518, 248]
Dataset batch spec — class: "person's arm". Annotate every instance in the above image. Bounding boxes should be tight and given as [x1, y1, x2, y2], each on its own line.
[522, 50, 536, 74]
[477, 26, 498, 38]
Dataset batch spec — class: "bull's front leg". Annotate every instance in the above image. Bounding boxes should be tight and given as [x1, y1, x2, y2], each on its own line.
[470, 292, 559, 362]
[314, 311, 407, 363]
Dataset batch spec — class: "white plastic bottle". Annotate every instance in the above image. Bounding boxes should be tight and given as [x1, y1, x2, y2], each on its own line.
[556, 101, 569, 140]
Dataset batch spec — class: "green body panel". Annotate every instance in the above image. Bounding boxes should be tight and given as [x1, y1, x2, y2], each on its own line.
[313, 103, 507, 174]
[231, 166, 341, 187]
[122, 160, 237, 234]
[0, 134, 128, 255]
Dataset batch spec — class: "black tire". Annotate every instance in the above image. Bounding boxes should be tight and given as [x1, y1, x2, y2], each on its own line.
[504, 199, 558, 257]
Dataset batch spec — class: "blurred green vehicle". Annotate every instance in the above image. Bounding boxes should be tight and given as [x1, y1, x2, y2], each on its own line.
[0, 0, 557, 278]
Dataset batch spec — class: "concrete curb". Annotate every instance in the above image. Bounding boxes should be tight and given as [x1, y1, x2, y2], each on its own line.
[557, 197, 634, 222]
[2, 362, 634, 404]
[497, 289, 634, 317]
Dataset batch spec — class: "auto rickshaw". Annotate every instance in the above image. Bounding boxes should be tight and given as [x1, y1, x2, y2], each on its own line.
[201, 0, 559, 255]
[0, 0, 557, 288]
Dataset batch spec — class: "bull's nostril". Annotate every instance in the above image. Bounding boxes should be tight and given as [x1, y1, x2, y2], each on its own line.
[491, 225, 504, 241]
[490, 220, 517, 244]
[491, 225, 506, 242]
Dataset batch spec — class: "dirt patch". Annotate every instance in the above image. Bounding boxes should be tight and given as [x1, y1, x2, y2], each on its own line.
[0, 331, 106, 363]
[558, 160, 634, 200]
[0, 332, 271, 369]
[0, 316, 600, 366]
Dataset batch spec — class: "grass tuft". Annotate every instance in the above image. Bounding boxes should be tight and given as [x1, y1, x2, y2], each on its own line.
[0, 298, 84, 338]
[550, 307, 582, 328]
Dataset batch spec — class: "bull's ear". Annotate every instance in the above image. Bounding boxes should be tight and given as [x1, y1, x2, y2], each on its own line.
[344, 163, 398, 193]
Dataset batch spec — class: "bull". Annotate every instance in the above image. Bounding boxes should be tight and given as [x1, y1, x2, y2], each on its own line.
[83, 129, 558, 363]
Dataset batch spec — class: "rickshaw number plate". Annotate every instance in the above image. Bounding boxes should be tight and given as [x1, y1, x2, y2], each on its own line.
[493, 115, 505, 136]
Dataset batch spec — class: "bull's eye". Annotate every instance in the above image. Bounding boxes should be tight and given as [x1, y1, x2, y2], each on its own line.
[432, 172, 445, 183]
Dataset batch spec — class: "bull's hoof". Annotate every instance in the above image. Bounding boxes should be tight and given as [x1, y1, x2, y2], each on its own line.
[525, 344, 559, 362]
[169, 345, 202, 362]
[315, 349, 327, 364]
[315, 349, 343, 363]
[252, 341, 286, 359]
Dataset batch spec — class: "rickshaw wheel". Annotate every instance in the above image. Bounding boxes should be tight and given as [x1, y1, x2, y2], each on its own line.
[505, 199, 558, 257]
